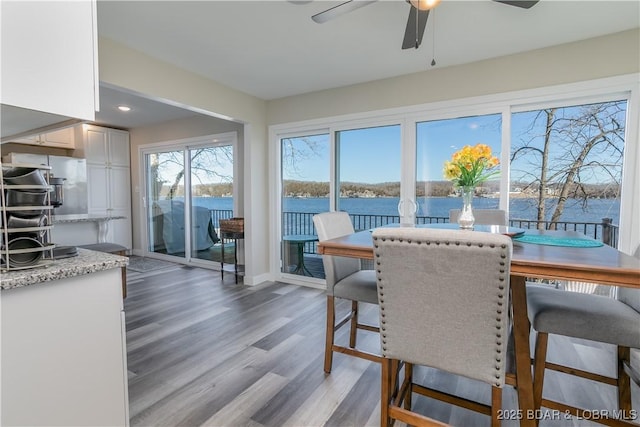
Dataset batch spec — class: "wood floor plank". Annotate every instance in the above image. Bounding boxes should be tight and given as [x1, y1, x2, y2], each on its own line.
[124, 264, 639, 427]
[201, 372, 288, 427]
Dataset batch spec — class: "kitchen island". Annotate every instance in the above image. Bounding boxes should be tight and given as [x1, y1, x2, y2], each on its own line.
[51, 213, 126, 246]
[1, 249, 130, 426]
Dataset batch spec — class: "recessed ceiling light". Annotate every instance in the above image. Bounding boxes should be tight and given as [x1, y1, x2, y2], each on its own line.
[117, 105, 131, 112]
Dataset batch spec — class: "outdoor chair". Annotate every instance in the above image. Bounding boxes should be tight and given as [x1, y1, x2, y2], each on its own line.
[449, 209, 507, 226]
[312, 212, 382, 373]
[526, 245, 640, 425]
[372, 227, 513, 427]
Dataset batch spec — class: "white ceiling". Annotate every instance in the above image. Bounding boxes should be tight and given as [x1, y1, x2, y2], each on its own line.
[94, 0, 639, 129]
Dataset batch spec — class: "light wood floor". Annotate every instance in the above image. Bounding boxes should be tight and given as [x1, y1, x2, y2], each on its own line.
[124, 264, 639, 427]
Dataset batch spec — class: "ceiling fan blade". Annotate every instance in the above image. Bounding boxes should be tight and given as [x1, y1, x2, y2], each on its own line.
[402, 7, 429, 49]
[492, 0, 539, 9]
[312, 0, 378, 24]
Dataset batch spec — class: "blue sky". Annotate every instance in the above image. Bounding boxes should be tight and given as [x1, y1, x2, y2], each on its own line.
[283, 115, 502, 183]
[281, 101, 626, 185]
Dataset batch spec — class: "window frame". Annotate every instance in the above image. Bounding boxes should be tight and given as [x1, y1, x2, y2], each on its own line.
[269, 74, 640, 283]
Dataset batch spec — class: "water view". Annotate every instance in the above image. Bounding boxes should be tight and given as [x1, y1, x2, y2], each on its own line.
[194, 196, 620, 225]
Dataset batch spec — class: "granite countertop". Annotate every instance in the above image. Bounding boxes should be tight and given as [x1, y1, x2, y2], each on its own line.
[52, 214, 126, 223]
[0, 248, 128, 290]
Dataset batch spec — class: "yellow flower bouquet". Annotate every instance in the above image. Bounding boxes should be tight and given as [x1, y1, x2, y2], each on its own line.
[443, 143, 500, 188]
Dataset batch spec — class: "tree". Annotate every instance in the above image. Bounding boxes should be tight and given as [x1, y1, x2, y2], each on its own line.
[510, 101, 625, 228]
[282, 136, 327, 197]
[152, 146, 234, 200]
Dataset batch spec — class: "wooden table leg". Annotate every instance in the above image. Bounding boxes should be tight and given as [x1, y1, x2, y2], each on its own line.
[510, 275, 536, 427]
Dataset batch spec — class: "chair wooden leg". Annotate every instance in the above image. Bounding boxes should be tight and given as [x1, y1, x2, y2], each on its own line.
[381, 358, 393, 427]
[324, 295, 336, 374]
[618, 346, 632, 412]
[405, 362, 413, 410]
[349, 300, 358, 348]
[532, 331, 549, 412]
[491, 386, 503, 427]
[391, 359, 400, 399]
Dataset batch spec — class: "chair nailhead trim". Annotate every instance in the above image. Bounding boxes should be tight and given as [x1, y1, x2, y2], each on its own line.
[373, 232, 511, 383]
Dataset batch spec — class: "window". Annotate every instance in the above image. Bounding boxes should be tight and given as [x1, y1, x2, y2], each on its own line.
[416, 114, 502, 222]
[271, 75, 638, 283]
[510, 100, 626, 240]
[280, 133, 329, 276]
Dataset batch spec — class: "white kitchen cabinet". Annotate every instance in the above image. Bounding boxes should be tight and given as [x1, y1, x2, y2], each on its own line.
[0, 1, 98, 121]
[0, 0, 100, 120]
[85, 125, 132, 249]
[8, 126, 76, 149]
[85, 125, 130, 167]
[1, 268, 129, 426]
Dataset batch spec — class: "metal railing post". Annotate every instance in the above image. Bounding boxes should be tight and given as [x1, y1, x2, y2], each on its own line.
[602, 217, 612, 247]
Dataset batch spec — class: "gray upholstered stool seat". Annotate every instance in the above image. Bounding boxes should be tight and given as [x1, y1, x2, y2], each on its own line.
[334, 270, 378, 304]
[527, 284, 640, 348]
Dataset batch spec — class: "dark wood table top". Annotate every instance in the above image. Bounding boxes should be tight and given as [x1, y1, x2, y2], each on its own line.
[318, 228, 640, 288]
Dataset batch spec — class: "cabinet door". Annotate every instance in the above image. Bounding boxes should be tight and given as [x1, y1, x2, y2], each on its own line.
[109, 131, 130, 167]
[7, 135, 40, 145]
[108, 167, 132, 249]
[87, 163, 109, 214]
[42, 127, 76, 149]
[0, 1, 98, 120]
[109, 166, 131, 212]
[1, 269, 129, 426]
[85, 127, 109, 164]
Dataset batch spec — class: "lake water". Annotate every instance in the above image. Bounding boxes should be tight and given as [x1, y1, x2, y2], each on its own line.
[193, 196, 620, 224]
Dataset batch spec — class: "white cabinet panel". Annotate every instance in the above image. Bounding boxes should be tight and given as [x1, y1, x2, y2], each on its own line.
[87, 163, 110, 212]
[110, 131, 131, 167]
[42, 126, 76, 148]
[84, 126, 132, 250]
[85, 127, 109, 163]
[7, 126, 76, 149]
[110, 166, 132, 212]
[1, 269, 128, 426]
[1, 1, 98, 120]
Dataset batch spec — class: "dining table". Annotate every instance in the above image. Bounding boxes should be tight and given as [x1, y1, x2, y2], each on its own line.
[316, 225, 640, 427]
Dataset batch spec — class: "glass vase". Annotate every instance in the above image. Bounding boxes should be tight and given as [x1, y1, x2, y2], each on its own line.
[458, 186, 475, 229]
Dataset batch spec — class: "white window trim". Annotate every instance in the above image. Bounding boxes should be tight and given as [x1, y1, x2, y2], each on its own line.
[269, 73, 640, 284]
[138, 131, 238, 266]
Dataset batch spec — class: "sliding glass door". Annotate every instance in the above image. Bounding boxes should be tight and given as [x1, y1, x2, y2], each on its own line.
[143, 135, 235, 266]
[147, 149, 186, 258]
[278, 124, 404, 280]
[280, 133, 330, 278]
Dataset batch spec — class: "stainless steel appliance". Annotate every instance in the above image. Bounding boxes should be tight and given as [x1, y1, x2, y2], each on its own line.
[2, 153, 87, 215]
[49, 177, 66, 207]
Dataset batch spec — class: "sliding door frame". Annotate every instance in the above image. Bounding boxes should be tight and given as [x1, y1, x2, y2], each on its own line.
[138, 131, 238, 268]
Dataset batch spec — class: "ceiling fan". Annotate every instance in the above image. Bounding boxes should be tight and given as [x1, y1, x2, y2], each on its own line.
[312, 0, 539, 50]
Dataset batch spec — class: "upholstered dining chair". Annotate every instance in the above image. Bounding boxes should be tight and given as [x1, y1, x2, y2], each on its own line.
[313, 212, 381, 373]
[372, 227, 513, 427]
[526, 246, 640, 425]
[449, 209, 508, 226]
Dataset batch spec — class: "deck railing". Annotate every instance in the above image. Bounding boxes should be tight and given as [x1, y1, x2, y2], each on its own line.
[209, 209, 619, 254]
